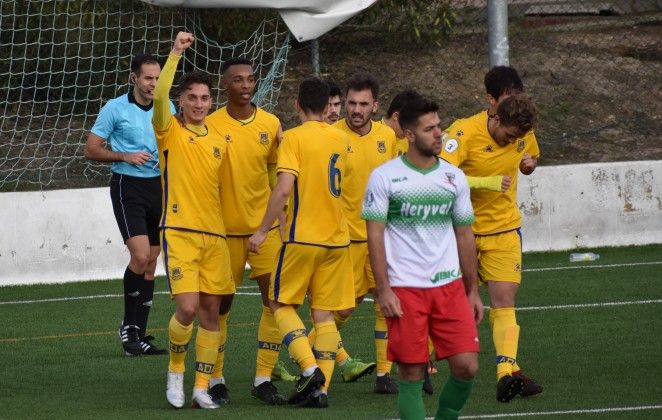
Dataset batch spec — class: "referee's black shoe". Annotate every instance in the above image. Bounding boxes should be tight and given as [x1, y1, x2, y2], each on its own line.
[140, 335, 167, 355]
[288, 368, 325, 405]
[118, 323, 142, 356]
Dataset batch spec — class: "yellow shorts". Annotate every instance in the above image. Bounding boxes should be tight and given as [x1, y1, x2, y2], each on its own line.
[226, 228, 282, 287]
[475, 229, 522, 284]
[349, 241, 375, 298]
[161, 228, 235, 296]
[270, 243, 355, 311]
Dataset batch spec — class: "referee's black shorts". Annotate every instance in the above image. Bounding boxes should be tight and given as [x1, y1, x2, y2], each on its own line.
[109, 173, 162, 246]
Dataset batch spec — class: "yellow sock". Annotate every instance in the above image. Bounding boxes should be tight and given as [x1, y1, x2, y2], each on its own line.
[490, 307, 520, 380]
[334, 312, 350, 364]
[211, 313, 229, 380]
[374, 303, 392, 375]
[274, 306, 316, 371]
[307, 327, 316, 347]
[168, 314, 193, 373]
[428, 338, 435, 358]
[255, 306, 281, 378]
[194, 327, 221, 389]
[314, 320, 340, 391]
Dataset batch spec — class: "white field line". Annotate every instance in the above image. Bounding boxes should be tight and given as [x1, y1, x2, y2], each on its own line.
[1, 260, 660, 306]
[453, 404, 662, 419]
[523, 260, 662, 272]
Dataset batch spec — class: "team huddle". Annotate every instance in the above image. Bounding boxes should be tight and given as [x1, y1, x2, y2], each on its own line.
[85, 31, 541, 418]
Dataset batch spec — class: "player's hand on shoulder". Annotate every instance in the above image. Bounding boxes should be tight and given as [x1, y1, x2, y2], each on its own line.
[123, 151, 152, 165]
[172, 32, 194, 55]
[519, 153, 536, 175]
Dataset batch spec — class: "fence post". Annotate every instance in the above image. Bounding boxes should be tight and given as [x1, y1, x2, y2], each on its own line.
[488, 0, 509, 67]
[311, 38, 320, 77]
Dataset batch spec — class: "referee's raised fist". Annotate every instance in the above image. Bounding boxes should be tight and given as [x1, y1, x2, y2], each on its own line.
[172, 32, 194, 55]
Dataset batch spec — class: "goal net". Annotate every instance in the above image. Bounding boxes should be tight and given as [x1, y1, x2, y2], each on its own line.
[0, 0, 290, 191]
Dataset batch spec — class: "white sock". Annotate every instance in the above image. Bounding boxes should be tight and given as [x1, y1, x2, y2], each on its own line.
[302, 366, 317, 377]
[254, 377, 270, 387]
[209, 377, 225, 387]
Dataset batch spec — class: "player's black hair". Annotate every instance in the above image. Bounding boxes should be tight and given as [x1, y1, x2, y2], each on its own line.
[345, 73, 379, 100]
[326, 80, 341, 98]
[398, 97, 439, 130]
[484, 66, 524, 100]
[221, 57, 253, 74]
[386, 89, 422, 118]
[130, 53, 159, 75]
[176, 71, 213, 95]
[496, 93, 538, 133]
[298, 78, 329, 114]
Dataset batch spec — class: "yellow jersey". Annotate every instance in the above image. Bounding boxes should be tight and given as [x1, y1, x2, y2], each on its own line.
[334, 118, 397, 241]
[152, 53, 227, 236]
[378, 118, 408, 156]
[206, 106, 280, 235]
[440, 110, 540, 235]
[278, 120, 350, 247]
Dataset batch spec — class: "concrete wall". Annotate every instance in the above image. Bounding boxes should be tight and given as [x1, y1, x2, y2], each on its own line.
[1, 160, 661, 286]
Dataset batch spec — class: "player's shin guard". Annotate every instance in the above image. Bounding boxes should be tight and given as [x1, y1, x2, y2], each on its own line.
[435, 375, 474, 420]
[136, 279, 155, 338]
[274, 306, 316, 372]
[313, 321, 340, 391]
[374, 303, 392, 375]
[194, 327, 221, 389]
[398, 380, 425, 420]
[255, 306, 282, 378]
[210, 313, 229, 381]
[123, 267, 143, 326]
[490, 307, 520, 380]
[168, 315, 193, 373]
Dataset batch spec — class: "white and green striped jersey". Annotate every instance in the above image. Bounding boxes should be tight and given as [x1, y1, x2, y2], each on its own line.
[361, 155, 474, 288]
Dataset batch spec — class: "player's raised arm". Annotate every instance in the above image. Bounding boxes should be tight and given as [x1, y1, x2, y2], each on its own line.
[153, 32, 194, 133]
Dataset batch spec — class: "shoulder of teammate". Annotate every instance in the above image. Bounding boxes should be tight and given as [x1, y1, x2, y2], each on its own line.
[439, 113, 479, 164]
[523, 129, 540, 158]
[277, 126, 301, 175]
[206, 106, 226, 128]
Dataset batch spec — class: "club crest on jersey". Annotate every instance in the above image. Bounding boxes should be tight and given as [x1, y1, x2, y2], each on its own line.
[224, 134, 232, 143]
[445, 172, 456, 187]
[517, 139, 525, 152]
[377, 140, 386, 153]
[170, 267, 183, 280]
[213, 146, 222, 159]
[259, 132, 269, 145]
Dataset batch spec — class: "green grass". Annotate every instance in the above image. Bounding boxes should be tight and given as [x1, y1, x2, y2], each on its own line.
[1, 245, 661, 419]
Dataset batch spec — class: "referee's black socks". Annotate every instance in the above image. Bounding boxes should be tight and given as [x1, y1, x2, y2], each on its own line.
[137, 279, 155, 338]
[123, 266, 143, 328]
